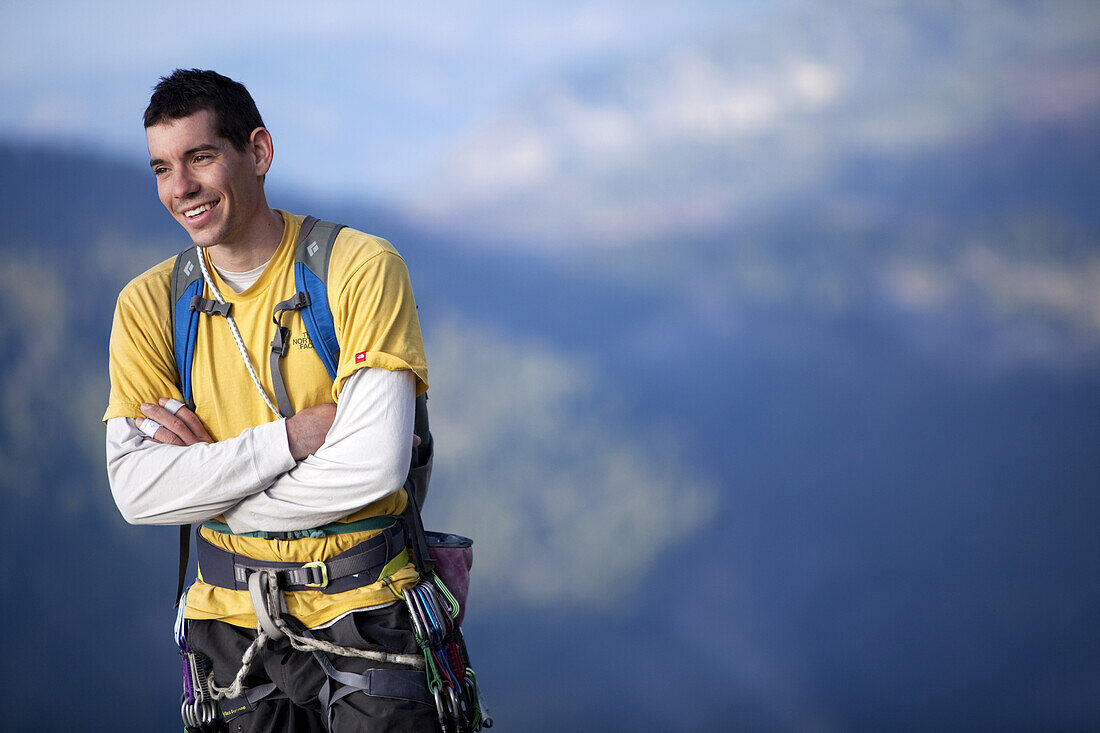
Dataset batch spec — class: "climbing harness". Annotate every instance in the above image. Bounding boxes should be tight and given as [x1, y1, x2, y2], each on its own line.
[177, 512, 491, 730]
[168, 215, 489, 730]
[193, 520, 408, 594]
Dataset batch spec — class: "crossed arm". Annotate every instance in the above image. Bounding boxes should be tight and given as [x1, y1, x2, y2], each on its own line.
[106, 367, 416, 533]
[137, 396, 339, 460]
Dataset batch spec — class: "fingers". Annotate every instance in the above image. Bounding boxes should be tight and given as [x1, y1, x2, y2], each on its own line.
[140, 401, 211, 445]
[138, 417, 185, 446]
[159, 397, 213, 442]
[139, 403, 196, 444]
[412, 434, 422, 448]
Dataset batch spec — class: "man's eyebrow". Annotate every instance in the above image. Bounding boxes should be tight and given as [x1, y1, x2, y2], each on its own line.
[149, 144, 220, 168]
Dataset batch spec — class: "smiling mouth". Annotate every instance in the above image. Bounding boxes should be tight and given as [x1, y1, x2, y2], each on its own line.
[183, 201, 217, 218]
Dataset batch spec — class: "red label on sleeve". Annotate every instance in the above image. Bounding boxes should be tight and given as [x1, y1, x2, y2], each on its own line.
[355, 351, 367, 364]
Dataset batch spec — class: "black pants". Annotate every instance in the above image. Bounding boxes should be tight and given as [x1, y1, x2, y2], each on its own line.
[186, 601, 438, 733]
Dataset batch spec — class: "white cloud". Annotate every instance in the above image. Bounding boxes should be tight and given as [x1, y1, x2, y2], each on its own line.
[412, 39, 850, 246]
[410, 1, 1100, 249]
[790, 60, 841, 106]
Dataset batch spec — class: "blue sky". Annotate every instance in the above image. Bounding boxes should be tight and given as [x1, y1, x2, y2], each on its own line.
[0, 0, 763, 203]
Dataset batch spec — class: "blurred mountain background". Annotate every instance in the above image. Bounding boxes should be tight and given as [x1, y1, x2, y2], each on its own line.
[2, 1, 1099, 731]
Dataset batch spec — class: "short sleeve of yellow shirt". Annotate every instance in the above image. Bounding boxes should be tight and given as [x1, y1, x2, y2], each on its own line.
[328, 229, 428, 399]
[103, 258, 183, 422]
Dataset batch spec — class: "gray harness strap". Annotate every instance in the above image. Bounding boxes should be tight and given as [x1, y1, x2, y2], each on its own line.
[268, 291, 310, 418]
[195, 521, 407, 593]
[311, 649, 434, 731]
[216, 681, 287, 723]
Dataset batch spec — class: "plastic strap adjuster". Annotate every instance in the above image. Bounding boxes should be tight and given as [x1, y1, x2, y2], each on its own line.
[302, 561, 329, 588]
[189, 295, 232, 318]
[270, 326, 291, 357]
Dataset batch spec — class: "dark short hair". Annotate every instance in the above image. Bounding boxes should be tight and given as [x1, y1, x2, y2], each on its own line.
[144, 69, 264, 151]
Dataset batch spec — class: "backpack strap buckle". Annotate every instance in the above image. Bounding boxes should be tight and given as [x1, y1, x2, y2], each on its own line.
[189, 295, 232, 318]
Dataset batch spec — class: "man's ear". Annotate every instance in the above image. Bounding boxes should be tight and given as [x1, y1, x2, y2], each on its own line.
[249, 127, 275, 177]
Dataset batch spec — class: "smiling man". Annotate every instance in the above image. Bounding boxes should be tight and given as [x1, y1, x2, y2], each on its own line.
[147, 107, 282, 260]
[103, 69, 436, 732]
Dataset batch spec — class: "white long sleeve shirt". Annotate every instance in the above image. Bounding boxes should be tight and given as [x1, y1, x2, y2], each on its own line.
[106, 366, 415, 533]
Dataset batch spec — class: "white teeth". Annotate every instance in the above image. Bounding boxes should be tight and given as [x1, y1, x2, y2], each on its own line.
[184, 202, 214, 218]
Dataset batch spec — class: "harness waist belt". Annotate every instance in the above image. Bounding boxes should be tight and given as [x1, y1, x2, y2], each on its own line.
[195, 522, 407, 595]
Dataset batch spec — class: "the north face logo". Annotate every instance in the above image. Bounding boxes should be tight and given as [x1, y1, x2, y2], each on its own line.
[292, 332, 314, 350]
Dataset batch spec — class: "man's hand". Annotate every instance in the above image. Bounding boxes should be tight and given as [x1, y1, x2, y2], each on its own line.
[286, 403, 338, 461]
[139, 398, 213, 446]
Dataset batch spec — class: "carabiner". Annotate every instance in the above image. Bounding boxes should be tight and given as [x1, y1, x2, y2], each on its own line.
[403, 586, 429, 644]
[432, 686, 452, 733]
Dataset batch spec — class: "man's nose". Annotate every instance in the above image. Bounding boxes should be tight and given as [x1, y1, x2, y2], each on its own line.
[171, 168, 201, 199]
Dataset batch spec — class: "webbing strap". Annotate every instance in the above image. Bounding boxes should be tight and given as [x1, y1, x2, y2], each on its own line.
[269, 292, 311, 418]
[201, 514, 397, 540]
[294, 217, 343, 379]
[313, 650, 433, 730]
[216, 681, 287, 722]
[170, 248, 204, 409]
[196, 522, 407, 594]
[268, 330, 294, 416]
[402, 484, 436, 578]
[174, 524, 190, 608]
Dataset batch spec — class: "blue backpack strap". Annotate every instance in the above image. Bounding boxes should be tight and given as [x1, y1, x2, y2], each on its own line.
[169, 247, 205, 407]
[168, 247, 205, 609]
[293, 216, 344, 379]
[290, 216, 434, 509]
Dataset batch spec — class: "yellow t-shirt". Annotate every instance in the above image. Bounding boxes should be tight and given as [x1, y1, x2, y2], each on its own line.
[104, 210, 427, 627]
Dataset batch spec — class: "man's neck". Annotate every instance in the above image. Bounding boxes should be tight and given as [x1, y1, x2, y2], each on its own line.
[206, 207, 285, 272]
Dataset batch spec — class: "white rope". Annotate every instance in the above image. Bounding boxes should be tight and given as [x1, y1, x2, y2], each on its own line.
[208, 571, 423, 701]
[195, 247, 282, 418]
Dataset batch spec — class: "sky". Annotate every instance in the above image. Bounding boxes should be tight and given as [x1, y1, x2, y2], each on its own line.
[0, 0, 764, 204]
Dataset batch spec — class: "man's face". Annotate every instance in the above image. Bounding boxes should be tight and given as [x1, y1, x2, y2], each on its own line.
[146, 108, 265, 248]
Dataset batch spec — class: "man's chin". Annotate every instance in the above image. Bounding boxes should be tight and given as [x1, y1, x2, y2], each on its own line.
[180, 223, 222, 248]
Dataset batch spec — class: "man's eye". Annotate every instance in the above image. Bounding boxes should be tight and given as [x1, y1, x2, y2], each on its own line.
[154, 167, 168, 176]
[194, 154, 210, 163]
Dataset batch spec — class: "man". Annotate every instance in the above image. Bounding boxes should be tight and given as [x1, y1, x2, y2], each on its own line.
[104, 69, 437, 732]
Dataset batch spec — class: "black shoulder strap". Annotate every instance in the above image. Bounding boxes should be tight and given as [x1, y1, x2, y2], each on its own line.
[402, 391, 434, 574]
